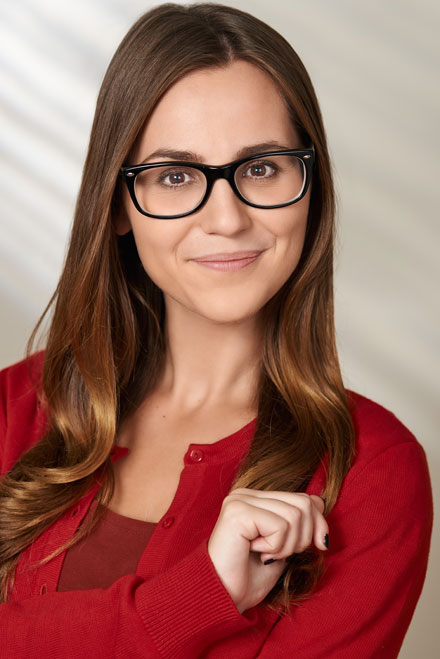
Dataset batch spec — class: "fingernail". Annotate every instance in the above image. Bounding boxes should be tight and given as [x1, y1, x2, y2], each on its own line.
[263, 558, 278, 565]
[323, 533, 329, 549]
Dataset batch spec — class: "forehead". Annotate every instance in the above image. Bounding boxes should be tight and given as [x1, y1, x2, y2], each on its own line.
[132, 60, 300, 163]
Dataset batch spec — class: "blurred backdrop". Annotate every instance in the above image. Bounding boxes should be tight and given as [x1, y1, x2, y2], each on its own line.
[0, 0, 438, 655]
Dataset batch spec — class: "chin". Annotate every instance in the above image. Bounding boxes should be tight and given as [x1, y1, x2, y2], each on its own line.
[191, 299, 262, 325]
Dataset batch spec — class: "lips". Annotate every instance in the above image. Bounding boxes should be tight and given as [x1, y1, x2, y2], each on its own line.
[192, 250, 262, 262]
[191, 250, 263, 272]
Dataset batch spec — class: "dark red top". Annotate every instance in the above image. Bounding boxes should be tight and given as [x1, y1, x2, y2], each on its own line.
[57, 501, 157, 592]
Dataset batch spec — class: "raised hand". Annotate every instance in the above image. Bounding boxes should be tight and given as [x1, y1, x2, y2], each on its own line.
[207, 489, 328, 614]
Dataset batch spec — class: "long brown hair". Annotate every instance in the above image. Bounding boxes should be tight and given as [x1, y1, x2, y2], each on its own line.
[0, 2, 355, 612]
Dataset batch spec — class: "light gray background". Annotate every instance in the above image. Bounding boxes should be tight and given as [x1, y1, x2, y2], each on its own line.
[0, 1, 438, 655]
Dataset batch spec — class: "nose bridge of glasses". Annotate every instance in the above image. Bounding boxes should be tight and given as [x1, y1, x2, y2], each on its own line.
[200, 163, 250, 221]
[204, 162, 236, 187]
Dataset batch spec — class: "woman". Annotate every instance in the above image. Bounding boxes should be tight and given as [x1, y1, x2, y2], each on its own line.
[0, 3, 432, 657]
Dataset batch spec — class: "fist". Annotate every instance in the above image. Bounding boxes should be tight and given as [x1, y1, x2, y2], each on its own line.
[207, 489, 328, 614]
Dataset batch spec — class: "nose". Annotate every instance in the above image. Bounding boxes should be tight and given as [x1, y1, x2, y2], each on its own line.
[199, 177, 252, 235]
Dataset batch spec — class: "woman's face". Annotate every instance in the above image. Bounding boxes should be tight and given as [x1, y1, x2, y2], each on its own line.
[117, 59, 310, 325]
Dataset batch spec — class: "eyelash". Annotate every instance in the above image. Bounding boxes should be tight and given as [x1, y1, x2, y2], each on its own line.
[156, 160, 280, 188]
[240, 160, 279, 180]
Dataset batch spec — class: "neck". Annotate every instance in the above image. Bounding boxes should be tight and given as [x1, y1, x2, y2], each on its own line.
[157, 297, 263, 414]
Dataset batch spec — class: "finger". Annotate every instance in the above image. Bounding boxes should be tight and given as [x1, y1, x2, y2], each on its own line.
[228, 490, 329, 554]
[252, 493, 327, 554]
[235, 497, 296, 555]
[229, 488, 323, 511]
[309, 494, 325, 515]
[273, 492, 314, 554]
[309, 495, 329, 550]
[236, 501, 291, 557]
[229, 490, 325, 553]
[233, 493, 314, 558]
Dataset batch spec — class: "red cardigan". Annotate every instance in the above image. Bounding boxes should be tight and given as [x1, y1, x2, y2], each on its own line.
[0, 354, 433, 658]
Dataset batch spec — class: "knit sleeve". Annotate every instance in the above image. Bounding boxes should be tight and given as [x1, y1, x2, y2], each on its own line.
[250, 440, 433, 659]
[0, 536, 261, 658]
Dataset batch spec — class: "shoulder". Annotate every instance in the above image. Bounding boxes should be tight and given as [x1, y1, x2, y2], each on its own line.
[346, 389, 421, 460]
[0, 351, 45, 417]
[0, 351, 47, 474]
[0, 351, 44, 397]
[340, 390, 432, 517]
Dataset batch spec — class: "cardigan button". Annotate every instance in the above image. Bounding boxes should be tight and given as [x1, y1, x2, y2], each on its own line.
[189, 448, 204, 462]
[40, 584, 47, 595]
[162, 516, 175, 529]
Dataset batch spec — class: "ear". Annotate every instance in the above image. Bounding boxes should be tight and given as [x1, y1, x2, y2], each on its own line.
[113, 207, 132, 236]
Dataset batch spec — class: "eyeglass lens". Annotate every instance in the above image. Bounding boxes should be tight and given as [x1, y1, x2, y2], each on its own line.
[133, 154, 306, 216]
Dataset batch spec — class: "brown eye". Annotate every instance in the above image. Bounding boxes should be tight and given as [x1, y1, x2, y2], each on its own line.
[157, 168, 194, 187]
[250, 164, 266, 177]
[242, 160, 278, 180]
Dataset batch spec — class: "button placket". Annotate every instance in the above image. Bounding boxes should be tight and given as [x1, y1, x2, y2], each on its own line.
[158, 449, 205, 530]
[136, 447, 210, 576]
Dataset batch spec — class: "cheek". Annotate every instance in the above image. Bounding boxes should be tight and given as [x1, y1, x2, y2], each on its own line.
[271, 202, 309, 269]
[128, 216, 183, 287]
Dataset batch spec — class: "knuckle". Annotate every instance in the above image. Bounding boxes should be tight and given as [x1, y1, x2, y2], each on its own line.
[271, 531, 287, 554]
[302, 496, 313, 512]
[295, 539, 311, 553]
[289, 506, 302, 523]
[294, 493, 313, 513]
[223, 496, 245, 513]
[222, 494, 245, 509]
[229, 487, 249, 495]
[268, 524, 289, 556]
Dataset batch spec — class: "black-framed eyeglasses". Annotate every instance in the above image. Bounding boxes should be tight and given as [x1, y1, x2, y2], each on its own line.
[119, 147, 315, 220]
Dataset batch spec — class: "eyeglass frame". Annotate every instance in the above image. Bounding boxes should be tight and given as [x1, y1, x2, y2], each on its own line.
[119, 147, 315, 220]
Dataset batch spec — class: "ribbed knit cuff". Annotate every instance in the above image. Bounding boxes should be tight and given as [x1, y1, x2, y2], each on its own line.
[135, 538, 257, 658]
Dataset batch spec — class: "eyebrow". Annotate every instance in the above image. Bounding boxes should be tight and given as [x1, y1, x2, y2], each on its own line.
[140, 141, 294, 165]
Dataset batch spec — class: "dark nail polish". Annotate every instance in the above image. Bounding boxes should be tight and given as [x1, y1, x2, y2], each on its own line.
[323, 533, 329, 549]
[263, 558, 277, 565]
